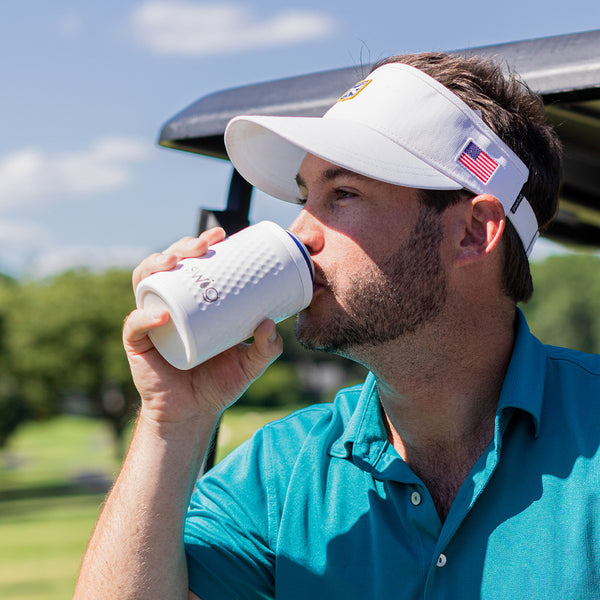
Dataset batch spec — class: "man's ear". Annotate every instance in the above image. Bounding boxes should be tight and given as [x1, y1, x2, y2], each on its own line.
[457, 194, 505, 262]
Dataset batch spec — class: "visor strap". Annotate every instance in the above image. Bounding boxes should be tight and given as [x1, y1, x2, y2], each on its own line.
[506, 192, 539, 257]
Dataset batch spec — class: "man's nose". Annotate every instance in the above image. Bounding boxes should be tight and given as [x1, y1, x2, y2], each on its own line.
[288, 209, 324, 255]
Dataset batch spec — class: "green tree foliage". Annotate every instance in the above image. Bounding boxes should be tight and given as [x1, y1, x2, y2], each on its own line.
[0, 269, 137, 454]
[522, 253, 600, 354]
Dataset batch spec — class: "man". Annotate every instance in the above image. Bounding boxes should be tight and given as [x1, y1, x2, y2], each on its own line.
[75, 53, 600, 599]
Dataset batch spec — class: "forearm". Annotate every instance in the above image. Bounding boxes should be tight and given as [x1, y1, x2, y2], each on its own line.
[74, 409, 219, 600]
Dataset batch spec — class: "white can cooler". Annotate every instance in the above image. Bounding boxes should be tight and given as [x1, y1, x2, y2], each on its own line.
[135, 221, 314, 370]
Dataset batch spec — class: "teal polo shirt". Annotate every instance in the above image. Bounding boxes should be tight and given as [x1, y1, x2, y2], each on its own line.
[184, 310, 600, 599]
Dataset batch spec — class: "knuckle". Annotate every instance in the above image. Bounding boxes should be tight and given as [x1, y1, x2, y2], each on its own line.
[132, 252, 166, 288]
[179, 236, 197, 245]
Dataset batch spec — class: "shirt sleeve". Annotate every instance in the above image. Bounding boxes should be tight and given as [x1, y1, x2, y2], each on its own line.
[184, 427, 278, 600]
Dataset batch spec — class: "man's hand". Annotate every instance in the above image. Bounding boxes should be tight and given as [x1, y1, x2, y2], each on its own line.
[123, 227, 284, 424]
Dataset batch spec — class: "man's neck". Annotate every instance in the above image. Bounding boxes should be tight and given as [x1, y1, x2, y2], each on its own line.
[357, 304, 517, 521]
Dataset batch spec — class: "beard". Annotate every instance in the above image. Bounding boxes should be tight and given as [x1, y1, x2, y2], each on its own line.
[295, 203, 447, 355]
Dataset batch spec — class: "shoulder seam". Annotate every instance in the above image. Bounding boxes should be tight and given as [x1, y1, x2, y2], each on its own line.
[546, 353, 600, 377]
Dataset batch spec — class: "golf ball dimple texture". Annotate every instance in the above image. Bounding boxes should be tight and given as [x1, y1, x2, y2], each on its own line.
[183, 245, 296, 333]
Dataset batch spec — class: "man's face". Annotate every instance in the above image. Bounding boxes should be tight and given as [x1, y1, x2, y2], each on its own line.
[288, 154, 448, 356]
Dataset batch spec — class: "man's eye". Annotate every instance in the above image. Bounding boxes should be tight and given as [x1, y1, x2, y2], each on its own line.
[336, 189, 357, 200]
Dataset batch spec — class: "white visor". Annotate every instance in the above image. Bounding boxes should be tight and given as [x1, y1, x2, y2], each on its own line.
[225, 63, 539, 256]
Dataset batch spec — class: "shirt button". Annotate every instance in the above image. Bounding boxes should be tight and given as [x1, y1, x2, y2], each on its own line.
[410, 491, 422, 506]
[437, 554, 447, 568]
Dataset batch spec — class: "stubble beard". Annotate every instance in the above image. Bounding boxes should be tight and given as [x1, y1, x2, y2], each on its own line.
[295, 204, 448, 355]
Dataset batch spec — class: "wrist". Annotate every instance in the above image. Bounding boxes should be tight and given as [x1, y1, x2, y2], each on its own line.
[136, 402, 221, 445]
[125, 407, 220, 503]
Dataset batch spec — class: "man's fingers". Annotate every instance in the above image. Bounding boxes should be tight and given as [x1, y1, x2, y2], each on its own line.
[164, 228, 226, 256]
[132, 228, 226, 290]
[123, 307, 170, 349]
[132, 253, 178, 290]
[242, 320, 283, 380]
[161, 235, 205, 258]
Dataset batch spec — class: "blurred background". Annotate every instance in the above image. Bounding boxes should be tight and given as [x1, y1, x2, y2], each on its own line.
[1, 1, 600, 598]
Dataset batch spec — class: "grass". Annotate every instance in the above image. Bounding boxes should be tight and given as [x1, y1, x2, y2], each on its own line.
[0, 406, 301, 600]
[0, 416, 118, 498]
[0, 495, 104, 599]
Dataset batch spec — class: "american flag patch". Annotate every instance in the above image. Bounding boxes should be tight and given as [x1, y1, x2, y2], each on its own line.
[457, 141, 498, 183]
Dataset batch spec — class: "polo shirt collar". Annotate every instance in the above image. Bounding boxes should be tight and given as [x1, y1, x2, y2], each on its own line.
[329, 371, 384, 461]
[496, 308, 546, 437]
[329, 308, 547, 463]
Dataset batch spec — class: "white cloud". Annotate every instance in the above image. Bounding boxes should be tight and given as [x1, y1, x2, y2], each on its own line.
[0, 137, 152, 212]
[131, 1, 336, 57]
[0, 216, 151, 278]
[0, 218, 52, 276]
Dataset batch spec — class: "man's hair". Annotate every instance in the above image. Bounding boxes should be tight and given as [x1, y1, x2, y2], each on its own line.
[371, 53, 563, 303]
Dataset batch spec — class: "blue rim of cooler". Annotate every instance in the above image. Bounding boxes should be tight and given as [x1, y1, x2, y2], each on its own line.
[286, 231, 314, 281]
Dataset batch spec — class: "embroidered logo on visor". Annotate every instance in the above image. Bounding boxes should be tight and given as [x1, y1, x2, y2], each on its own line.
[337, 79, 372, 102]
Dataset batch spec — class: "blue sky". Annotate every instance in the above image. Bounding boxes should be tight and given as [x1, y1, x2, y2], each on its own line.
[1, 0, 598, 278]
